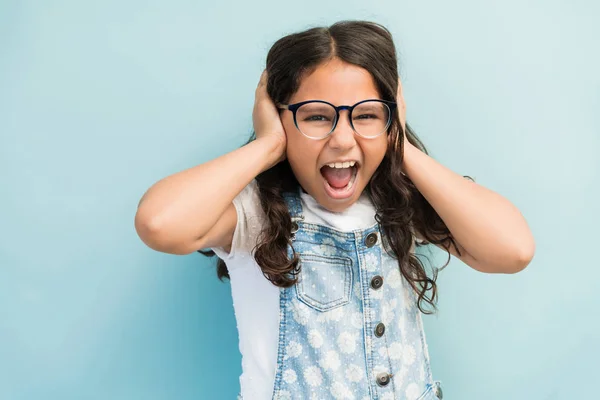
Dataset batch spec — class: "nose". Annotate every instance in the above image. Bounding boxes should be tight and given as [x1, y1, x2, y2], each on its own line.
[327, 110, 356, 150]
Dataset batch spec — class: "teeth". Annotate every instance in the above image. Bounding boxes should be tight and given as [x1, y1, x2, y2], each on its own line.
[326, 161, 356, 169]
[347, 165, 357, 189]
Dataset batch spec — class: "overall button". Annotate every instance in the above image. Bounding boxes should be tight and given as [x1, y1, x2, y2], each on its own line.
[374, 322, 385, 337]
[376, 372, 391, 387]
[434, 383, 443, 399]
[370, 275, 383, 289]
[365, 232, 378, 247]
[291, 221, 299, 233]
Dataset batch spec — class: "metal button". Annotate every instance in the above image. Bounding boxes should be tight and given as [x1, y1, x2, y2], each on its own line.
[365, 232, 378, 247]
[374, 322, 385, 337]
[291, 221, 299, 233]
[434, 383, 443, 399]
[370, 275, 383, 290]
[376, 372, 391, 387]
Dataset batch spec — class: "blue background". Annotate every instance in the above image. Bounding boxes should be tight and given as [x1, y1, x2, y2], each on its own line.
[1, 1, 598, 399]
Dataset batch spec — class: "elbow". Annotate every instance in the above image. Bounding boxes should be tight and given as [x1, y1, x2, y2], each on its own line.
[513, 245, 536, 273]
[504, 239, 536, 274]
[134, 209, 195, 255]
[473, 239, 536, 274]
[134, 209, 165, 252]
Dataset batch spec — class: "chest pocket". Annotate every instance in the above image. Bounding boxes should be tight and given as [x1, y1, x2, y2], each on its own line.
[295, 253, 353, 312]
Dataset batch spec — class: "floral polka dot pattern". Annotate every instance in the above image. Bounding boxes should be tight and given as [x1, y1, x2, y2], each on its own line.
[254, 188, 443, 400]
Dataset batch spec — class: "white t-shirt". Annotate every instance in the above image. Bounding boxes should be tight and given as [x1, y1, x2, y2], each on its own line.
[210, 179, 412, 399]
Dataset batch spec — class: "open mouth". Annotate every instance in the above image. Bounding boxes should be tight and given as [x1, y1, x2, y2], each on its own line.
[320, 162, 359, 199]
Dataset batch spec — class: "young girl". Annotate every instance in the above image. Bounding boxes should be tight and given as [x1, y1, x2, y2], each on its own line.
[135, 20, 535, 400]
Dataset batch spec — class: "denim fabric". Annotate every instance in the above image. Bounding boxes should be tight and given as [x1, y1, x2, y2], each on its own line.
[240, 186, 442, 400]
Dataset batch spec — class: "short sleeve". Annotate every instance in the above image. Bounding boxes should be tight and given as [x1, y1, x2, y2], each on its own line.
[210, 179, 266, 261]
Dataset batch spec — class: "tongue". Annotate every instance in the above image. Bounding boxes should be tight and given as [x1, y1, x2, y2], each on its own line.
[321, 166, 353, 189]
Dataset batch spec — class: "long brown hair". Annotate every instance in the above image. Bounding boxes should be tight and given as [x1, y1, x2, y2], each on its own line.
[200, 20, 470, 314]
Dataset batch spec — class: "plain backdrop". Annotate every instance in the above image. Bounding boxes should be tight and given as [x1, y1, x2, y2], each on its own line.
[1, 1, 598, 399]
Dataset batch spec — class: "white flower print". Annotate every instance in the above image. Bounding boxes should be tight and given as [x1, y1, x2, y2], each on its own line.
[364, 253, 379, 272]
[372, 364, 387, 377]
[387, 269, 402, 289]
[317, 245, 333, 254]
[286, 340, 303, 358]
[388, 341, 403, 360]
[405, 382, 420, 399]
[380, 392, 395, 400]
[397, 364, 409, 382]
[322, 237, 337, 246]
[319, 350, 341, 371]
[345, 363, 363, 382]
[292, 302, 311, 325]
[282, 369, 297, 384]
[371, 286, 384, 299]
[419, 363, 426, 381]
[397, 312, 407, 333]
[337, 331, 357, 354]
[317, 305, 345, 323]
[402, 344, 416, 365]
[350, 311, 364, 329]
[303, 230, 316, 241]
[317, 238, 337, 255]
[381, 302, 395, 324]
[308, 329, 324, 349]
[304, 366, 324, 387]
[273, 204, 434, 399]
[330, 381, 354, 400]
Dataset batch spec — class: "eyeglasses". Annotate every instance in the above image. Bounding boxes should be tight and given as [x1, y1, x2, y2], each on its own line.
[277, 99, 397, 140]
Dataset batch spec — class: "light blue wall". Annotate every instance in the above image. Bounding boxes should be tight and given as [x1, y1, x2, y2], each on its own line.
[1, 1, 598, 399]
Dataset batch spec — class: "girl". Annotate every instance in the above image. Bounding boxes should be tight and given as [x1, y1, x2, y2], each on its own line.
[135, 20, 535, 400]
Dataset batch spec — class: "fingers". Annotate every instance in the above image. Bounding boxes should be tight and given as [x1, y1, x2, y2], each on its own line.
[257, 69, 267, 91]
[396, 76, 403, 100]
[256, 70, 271, 104]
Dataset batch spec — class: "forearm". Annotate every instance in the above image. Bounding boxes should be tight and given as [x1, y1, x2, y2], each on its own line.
[135, 135, 283, 246]
[403, 143, 535, 271]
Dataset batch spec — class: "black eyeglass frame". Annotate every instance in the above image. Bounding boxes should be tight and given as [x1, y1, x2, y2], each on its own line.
[277, 99, 397, 140]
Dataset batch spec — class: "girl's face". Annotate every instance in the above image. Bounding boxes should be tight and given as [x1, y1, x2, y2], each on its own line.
[282, 58, 389, 212]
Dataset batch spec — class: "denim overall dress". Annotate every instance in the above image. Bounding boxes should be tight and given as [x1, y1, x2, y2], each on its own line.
[239, 186, 443, 400]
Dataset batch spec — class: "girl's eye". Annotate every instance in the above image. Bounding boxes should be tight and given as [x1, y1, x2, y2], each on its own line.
[304, 115, 331, 122]
[354, 114, 379, 120]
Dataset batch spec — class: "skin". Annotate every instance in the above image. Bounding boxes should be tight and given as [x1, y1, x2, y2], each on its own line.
[280, 58, 394, 213]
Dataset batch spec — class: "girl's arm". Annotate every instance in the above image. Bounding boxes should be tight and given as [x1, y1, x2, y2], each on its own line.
[135, 135, 284, 255]
[403, 142, 535, 274]
[135, 70, 286, 255]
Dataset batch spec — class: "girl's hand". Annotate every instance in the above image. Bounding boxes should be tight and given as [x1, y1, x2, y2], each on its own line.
[396, 76, 409, 149]
[252, 70, 287, 164]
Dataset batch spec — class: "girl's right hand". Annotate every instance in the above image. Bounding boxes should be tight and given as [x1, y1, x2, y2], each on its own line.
[252, 70, 287, 164]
